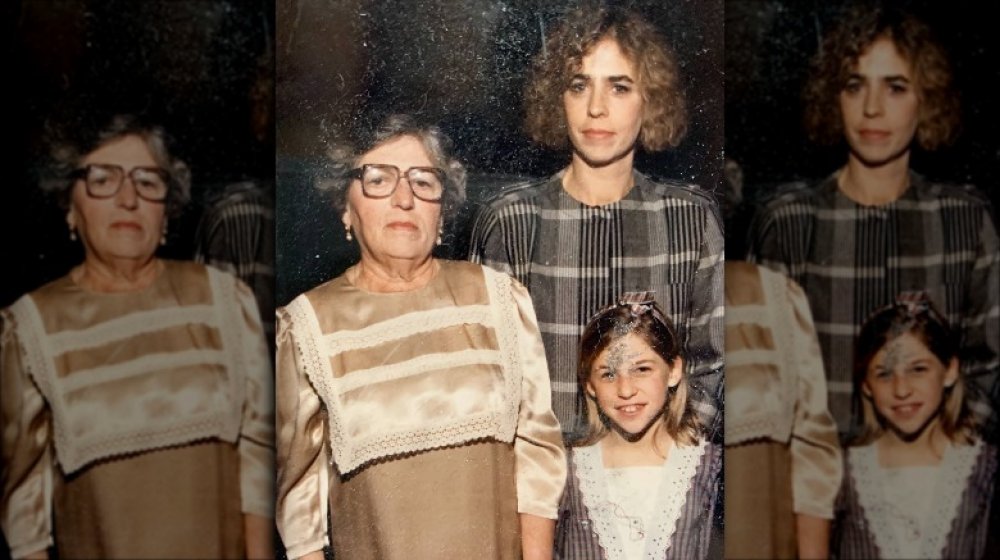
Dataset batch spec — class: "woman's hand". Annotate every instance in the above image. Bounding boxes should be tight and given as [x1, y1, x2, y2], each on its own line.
[796, 513, 830, 559]
[244, 513, 275, 559]
[520, 513, 555, 560]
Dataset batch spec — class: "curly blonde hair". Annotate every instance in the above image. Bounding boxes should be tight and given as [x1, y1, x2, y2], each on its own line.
[524, 4, 687, 152]
[803, 4, 959, 150]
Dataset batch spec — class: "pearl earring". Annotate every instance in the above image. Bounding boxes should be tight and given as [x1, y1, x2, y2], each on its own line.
[345, 226, 353, 242]
[69, 228, 77, 241]
[160, 222, 168, 246]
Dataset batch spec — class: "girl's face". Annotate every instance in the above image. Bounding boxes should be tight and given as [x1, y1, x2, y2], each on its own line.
[863, 332, 958, 438]
[838, 36, 920, 167]
[585, 332, 682, 438]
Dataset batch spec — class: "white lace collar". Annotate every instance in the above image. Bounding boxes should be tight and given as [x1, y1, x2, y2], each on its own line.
[573, 438, 707, 560]
[848, 438, 982, 559]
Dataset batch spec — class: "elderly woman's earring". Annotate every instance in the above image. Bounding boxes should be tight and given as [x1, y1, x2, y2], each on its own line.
[160, 222, 168, 246]
[67, 212, 77, 241]
[345, 225, 353, 242]
[69, 228, 77, 241]
[436, 225, 443, 246]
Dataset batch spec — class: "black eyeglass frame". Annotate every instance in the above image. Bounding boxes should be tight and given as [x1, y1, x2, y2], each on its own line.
[349, 163, 446, 202]
[70, 164, 171, 202]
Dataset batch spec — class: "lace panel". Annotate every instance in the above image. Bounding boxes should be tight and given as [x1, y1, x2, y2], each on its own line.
[573, 440, 708, 560]
[11, 276, 242, 474]
[290, 268, 521, 475]
[850, 440, 981, 559]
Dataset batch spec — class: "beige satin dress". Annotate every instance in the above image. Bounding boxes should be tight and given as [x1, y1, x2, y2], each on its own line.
[276, 260, 566, 560]
[724, 261, 843, 559]
[1, 261, 274, 558]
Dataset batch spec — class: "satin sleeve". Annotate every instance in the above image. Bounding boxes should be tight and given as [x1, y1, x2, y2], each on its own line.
[0, 310, 54, 558]
[509, 280, 567, 519]
[275, 306, 329, 558]
[786, 279, 842, 519]
[234, 281, 275, 518]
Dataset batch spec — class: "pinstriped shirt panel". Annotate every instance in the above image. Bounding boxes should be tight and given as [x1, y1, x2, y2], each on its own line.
[469, 172, 725, 440]
[747, 172, 1000, 439]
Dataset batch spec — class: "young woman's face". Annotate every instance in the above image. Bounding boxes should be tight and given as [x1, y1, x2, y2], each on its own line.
[563, 37, 645, 168]
[585, 332, 682, 437]
[839, 36, 920, 167]
[863, 332, 958, 438]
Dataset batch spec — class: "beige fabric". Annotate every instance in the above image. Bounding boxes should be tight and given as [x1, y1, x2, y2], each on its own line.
[53, 441, 244, 559]
[276, 260, 566, 559]
[0, 260, 274, 558]
[724, 441, 797, 559]
[724, 261, 842, 519]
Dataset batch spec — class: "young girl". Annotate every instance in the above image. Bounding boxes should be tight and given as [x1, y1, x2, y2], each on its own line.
[555, 292, 721, 559]
[833, 293, 997, 559]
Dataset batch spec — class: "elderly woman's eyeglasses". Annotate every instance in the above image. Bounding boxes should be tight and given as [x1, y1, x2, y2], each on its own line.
[350, 164, 445, 202]
[71, 164, 170, 202]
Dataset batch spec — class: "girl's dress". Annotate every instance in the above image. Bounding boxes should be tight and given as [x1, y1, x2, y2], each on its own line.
[833, 439, 997, 559]
[555, 439, 721, 560]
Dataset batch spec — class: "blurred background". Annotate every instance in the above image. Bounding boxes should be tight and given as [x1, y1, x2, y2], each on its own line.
[1, 0, 274, 308]
[275, 0, 724, 305]
[725, 0, 1000, 257]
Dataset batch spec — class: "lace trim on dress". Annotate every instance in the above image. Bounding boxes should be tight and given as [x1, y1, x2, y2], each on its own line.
[574, 439, 708, 559]
[850, 439, 981, 559]
[291, 265, 521, 475]
[481, 266, 520, 445]
[9, 271, 242, 474]
[726, 271, 805, 445]
[208, 267, 247, 444]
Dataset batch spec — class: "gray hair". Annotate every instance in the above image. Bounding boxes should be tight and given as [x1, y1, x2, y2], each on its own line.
[40, 114, 191, 218]
[316, 114, 467, 222]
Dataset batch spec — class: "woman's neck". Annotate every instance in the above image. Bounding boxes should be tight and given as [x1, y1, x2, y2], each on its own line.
[876, 418, 948, 468]
[73, 256, 162, 293]
[838, 153, 911, 206]
[562, 153, 635, 206]
[600, 423, 672, 468]
[350, 256, 439, 293]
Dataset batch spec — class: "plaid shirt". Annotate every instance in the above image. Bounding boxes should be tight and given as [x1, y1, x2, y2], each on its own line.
[747, 171, 1000, 439]
[468, 171, 725, 440]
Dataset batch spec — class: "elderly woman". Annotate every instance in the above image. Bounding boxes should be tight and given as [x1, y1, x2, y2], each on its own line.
[0, 115, 274, 559]
[276, 114, 566, 560]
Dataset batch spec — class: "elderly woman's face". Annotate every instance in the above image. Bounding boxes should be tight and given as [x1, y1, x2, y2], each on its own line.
[343, 135, 442, 266]
[69, 134, 167, 264]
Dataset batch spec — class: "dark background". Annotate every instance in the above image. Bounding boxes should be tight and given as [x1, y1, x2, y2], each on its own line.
[276, 0, 725, 306]
[725, 0, 1000, 257]
[1, 0, 274, 308]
